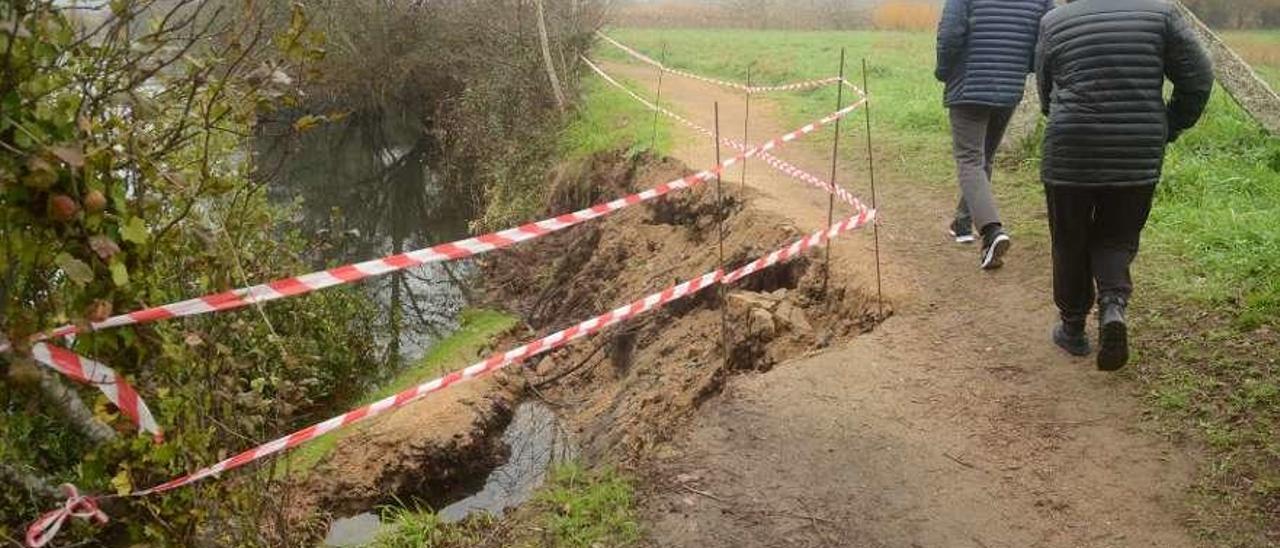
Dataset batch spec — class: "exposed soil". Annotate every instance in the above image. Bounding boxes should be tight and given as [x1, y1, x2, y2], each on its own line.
[599, 59, 1206, 548]
[287, 378, 519, 540]
[289, 148, 881, 542]
[482, 150, 882, 462]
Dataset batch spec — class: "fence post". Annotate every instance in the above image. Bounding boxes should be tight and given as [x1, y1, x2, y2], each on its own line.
[822, 48, 847, 297]
[650, 43, 669, 151]
[864, 58, 884, 318]
[714, 103, 730, 368]
[740, 64, 753, 194]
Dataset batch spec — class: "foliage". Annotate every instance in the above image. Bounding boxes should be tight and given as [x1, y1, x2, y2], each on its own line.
[0, 0, 384, 544]
[530, 464, 642, 547]
[276, 0, 611, 234]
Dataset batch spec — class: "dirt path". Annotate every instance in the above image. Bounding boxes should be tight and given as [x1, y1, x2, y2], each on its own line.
[600, 61, 1203, 548]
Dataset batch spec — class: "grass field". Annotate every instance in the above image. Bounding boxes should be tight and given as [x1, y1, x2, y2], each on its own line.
[1223, 30, 1280, 91]
[595, 28, 1279, 546]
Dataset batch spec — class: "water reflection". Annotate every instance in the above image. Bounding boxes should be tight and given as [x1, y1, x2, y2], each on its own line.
[321, 402, 574, 547]
[257, 108, 472, 366]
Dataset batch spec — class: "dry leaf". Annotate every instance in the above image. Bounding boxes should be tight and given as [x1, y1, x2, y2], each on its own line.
[50, 144, 85, 168]
[89, 235, 121, 260]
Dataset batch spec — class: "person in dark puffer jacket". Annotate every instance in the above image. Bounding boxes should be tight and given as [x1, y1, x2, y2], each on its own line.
[936, 0, 1056, 270]
[1036, 0, 1213, 371]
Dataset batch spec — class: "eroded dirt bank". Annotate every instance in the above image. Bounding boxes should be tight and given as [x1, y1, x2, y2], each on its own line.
[482, 151, 883, 462]
[289, 150, 880, 540]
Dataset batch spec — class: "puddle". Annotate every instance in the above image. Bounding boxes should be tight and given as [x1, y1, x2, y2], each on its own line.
[322, 401, 573, 546]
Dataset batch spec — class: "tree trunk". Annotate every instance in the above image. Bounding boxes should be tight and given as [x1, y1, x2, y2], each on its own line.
[0, 462, 62, 501]
[1174, 0, 1280, 135]
[535, 0, 567, 111]
[35, 366, 119, 445]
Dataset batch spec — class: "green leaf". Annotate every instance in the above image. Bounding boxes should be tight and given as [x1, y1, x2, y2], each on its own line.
[121, 217, 148, 245]
[109, 260, 129, 287]
[55, 253, 94, 286]
[110, 468, 132, 496]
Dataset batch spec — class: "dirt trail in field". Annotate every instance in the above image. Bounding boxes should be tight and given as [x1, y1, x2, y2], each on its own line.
[599, 60, 1203, 548]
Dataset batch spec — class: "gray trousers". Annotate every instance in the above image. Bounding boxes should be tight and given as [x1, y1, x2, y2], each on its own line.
[949, 105, 1015, 232]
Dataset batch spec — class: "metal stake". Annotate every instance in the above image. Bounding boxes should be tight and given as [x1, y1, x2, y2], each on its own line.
[864, 58, 884, 318]
[715, 102, 730, 368]
[650, 43, 669, 151]
[740, 64, 753, 194]
[822, 48, 847, 297]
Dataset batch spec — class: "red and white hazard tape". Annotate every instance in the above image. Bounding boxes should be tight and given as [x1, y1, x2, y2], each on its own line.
[584, 56, 865, 211]
[28, 197, 876, 547]
[597, 32, 866, 96]
[2, 85, 864, 455]
[31, 343, 162, 441]
[9, 75, 862, 356]
[25, 484, 108, 548]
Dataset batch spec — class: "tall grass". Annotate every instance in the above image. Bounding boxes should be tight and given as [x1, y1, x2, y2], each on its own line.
[1222, 30, 1280, 90]
[872, 1, 940, 31]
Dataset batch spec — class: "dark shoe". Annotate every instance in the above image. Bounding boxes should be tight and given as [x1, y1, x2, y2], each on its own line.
[1053, 320, 1091, 357]
[1097, 299, 1129, 371]
[949, 219, 976, 244]
[980, 229, 1011, 270]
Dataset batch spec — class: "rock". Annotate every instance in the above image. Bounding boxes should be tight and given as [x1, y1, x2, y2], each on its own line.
[727, 290, 782, 313]
[815, 329, 834, 349]
[749, 308, 777, 339]
[775, 301, 813, 334]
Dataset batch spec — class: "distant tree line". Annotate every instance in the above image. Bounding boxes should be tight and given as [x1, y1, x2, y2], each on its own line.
[1182, 0, 1280, 29]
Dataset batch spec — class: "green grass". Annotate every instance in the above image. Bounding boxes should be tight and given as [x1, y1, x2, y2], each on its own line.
[596, 28, 1280, 545]
[368, 464, 641, 548]
[285, 309, 518, 474]
[562, 76, 672, 161]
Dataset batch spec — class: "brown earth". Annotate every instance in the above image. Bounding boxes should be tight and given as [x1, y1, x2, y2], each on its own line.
[482, 150, 882, 462]
[286, 378, 519, 539]
[598, 60, 1205, 547]
[290, 149, 881, 541]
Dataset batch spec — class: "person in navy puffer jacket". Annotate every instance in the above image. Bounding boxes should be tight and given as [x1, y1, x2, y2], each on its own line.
[935, 0, 1055, 269]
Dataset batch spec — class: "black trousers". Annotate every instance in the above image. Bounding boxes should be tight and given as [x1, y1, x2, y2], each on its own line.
[1045, 184, 1156, 321]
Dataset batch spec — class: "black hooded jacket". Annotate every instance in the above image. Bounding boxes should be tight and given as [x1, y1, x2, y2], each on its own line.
[1036, 0, 1214, 187]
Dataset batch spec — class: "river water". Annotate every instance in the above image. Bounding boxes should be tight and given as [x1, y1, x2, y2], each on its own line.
[321, 401, 575, 546]
[258, 113, 573, 546]
[258, 110, 473, 362]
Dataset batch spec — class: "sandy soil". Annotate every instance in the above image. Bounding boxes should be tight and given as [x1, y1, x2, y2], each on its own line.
[598, 60, 1204, 548]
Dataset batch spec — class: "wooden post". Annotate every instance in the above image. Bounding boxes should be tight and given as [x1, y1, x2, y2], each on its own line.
[822, 49, 847, 297]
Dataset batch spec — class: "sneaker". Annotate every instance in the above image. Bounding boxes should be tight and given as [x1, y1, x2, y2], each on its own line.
[980, 231, 1011, 270]
[1097, 299, 1129, 371]
[949, 219, 976, 244]
[1053, 321, 1091, 357]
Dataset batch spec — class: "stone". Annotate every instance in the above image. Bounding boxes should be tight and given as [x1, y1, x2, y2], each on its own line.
[775, 301, 814, 334]
[749, 308, 777, 339]
[727, 290, 782, 313]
